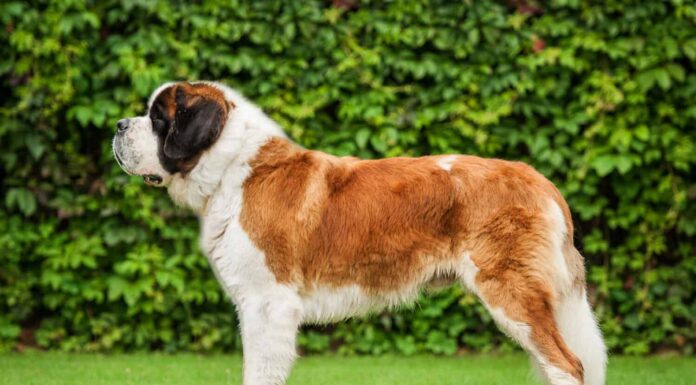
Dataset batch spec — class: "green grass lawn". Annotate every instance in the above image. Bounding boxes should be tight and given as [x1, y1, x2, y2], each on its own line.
[0, 353, 693, 385]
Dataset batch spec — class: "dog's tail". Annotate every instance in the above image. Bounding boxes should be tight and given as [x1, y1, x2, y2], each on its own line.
[555, 278, 607, 385]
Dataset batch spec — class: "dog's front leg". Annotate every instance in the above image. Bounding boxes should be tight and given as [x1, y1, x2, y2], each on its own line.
[238, 288, 302, 385]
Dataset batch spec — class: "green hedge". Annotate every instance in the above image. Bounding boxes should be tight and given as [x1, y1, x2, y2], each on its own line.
[1, 0, 695, 355]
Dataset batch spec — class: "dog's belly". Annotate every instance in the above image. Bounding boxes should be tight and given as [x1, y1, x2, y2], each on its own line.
[300, 285, 383, 324]
[299, 263, 458, 324]
[300, 284, 424, 324]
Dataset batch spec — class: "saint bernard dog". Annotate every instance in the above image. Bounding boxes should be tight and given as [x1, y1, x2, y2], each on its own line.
[113, 81, 606, 385]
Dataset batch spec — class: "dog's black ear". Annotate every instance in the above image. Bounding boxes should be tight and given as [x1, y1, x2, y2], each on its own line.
[164, 86, 227, 160]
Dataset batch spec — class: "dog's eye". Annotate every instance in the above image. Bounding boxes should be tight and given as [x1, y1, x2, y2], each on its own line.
[152, 119, 166, 131]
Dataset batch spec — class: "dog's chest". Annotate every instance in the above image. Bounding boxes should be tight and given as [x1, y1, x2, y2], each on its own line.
[198, 186, 276, 304]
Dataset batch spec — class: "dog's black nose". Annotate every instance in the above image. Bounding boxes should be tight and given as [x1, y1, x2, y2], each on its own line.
[116, 118, 130, 132]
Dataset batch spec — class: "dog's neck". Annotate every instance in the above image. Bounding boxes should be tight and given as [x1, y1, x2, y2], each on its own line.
[167, 87, 287, 215]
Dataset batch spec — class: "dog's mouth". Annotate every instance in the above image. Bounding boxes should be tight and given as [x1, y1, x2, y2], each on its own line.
[113, 142, 164, 186]
[143, 175, 163, 185]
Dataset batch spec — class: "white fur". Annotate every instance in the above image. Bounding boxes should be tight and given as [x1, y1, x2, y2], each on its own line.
[458, 252, 480, 295]
[301, 273, 449, 324]
[436, 155, 458, 172]
[547, 200, 573, 297]
[542, 364, 583, 385]
[301, 285, 380, 324]
[556, 290, 607, 385]
[488, 307, 533, 347]
[112, 116, 171, 181]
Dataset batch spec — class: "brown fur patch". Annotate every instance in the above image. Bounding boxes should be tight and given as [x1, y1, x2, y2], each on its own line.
[240, 139, 582, 290]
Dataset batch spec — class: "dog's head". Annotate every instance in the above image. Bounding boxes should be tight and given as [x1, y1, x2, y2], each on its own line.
[112, 82, 233, 186]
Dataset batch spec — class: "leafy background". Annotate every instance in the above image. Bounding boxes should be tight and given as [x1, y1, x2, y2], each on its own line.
[1, 0, 694, 355]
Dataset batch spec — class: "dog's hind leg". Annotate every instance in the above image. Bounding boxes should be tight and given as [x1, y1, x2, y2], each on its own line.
[238, 285, 302, 385]
[460, 251, 586, 385]
[457, 202, 602, 385]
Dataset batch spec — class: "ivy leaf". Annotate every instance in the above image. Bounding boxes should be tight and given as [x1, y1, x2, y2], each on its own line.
[355, 128, 371, 149]
[591, 155, 616, 176]
[70, 106, 92, 127]
[5, 188, 37, 216]
[25, 134, 45, 160]
[654, 68, 671, 90]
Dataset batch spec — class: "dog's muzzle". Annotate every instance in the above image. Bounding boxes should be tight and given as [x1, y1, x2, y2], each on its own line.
[112, 117, 168, 186]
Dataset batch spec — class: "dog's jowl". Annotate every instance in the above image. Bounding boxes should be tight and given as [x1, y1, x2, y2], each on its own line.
[113, 81, 607, 385]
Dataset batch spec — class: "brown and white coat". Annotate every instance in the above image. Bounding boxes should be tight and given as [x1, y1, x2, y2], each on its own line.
[113, 81, 607, 385]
